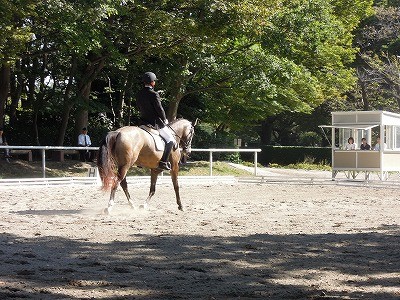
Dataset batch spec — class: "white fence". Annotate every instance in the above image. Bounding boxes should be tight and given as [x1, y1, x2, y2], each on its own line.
[191, 148, 261, 176]
[0, 145, 99, 178]
[0, 145, 261, 178]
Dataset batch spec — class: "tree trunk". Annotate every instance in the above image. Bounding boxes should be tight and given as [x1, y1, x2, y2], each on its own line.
[359, 79, 369, 111]
[115, 76, 125, 128]
[57, 56, 77, 146]
[116, 71, 135, 127]
[75, 57, 105, 137]
[260, 116, 276, 145]
[57, 104, 74, 146]
[167, 96, 181, 121]
[33, 111, 40, 145]
[31, 51, 48, 145]
[394, 84, 400, 110]
[75, 83, 91, 135]
[9, 60, 24, 127]
[0, 63, 11, 128]
[28, 56, 41, 145]
[167, 76, 186, 121]
[25, 58, 37, 143]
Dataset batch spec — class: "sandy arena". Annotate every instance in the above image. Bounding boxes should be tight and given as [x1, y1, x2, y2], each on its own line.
[0, 172, 399, 299]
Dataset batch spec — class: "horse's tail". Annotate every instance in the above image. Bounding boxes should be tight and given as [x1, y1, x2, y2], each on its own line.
[97, 131, 119, 191]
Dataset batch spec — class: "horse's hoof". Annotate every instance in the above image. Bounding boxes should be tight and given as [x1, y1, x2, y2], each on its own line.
[139, 203, 148, 210]
[103, 207, 111, 215]
[178, 206, 183, 211]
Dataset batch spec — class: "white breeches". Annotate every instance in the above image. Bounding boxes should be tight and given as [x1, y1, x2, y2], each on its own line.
[159, 126, 175, 143]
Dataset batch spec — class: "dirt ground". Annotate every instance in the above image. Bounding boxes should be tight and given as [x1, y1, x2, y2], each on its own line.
[0, 176, 399, 299]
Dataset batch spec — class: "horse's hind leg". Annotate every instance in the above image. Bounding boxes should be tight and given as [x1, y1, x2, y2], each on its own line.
[105, 187, 117, 214]
[104, 165, 133, 214]
[143, 169, 161, 209]
[120, 177, 135, 209]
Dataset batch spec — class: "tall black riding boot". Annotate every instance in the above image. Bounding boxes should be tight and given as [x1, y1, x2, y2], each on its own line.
[158, 141, 174, 170]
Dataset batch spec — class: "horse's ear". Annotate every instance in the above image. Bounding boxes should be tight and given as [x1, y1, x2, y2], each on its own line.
[193, 118, 199, 127]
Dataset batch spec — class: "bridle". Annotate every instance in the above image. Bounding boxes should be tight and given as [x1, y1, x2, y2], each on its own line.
[181, 124, 195, 152]
[168, 122, 195, 153]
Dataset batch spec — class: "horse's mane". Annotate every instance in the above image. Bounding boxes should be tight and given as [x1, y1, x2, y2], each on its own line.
[170, 118, 184, 124]
[169, 118, 190, 125]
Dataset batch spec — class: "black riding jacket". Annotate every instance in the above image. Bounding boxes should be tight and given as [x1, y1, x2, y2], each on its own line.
[136, 86, 167, 129]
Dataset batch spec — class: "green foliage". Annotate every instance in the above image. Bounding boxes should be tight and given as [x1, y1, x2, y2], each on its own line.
[259, 145, 331, 166]
[262, 0, 367, 102]
[351, 4, 400, 111]
[224, 152, 242, 164]
[0, 0, 38, 63]
[190, 123, 238, 161]
[0, 0, 375, 147]
[298, 131, 323, 146]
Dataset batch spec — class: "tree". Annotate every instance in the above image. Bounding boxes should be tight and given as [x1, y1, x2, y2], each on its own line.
[0, 0, 38, 128]
[354, 5, 400, 112]
[0, 0, 375, 148]
[252, 0, 374, 145]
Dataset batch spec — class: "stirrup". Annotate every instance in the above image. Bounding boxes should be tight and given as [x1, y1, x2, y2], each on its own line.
[157, 161, 171, 171]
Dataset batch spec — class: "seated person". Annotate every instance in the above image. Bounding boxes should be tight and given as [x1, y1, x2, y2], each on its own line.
[0, 127, 11, 158]
[373, 137, 387, 151]
[345, 137, 357, 150]
[360, 137, 371, 150]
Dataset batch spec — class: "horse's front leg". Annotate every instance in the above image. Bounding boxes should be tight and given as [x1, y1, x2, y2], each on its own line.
[170, 163, 182, 211]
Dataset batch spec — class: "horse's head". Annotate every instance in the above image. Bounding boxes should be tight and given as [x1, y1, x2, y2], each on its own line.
[170, 118, 197, 157]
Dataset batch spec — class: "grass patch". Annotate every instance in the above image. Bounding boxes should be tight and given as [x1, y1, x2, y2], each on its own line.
[0, 158, 331, 179]
[0, 160, 97, 179]
[0, 159, 251, 179]
[268, 162, 331, 171]
[127, 161, 251, 176]
[178, 161, 251, 176]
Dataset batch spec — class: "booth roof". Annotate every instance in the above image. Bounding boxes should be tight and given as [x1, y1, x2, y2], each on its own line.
[318, 124, 379, 130]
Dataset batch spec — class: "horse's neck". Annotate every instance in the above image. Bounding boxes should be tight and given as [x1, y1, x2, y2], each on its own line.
[171, 120, 189, 144]
[171, 120, 188, 135]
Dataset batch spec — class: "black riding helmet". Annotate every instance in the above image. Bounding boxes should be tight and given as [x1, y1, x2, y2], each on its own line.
[142, 72, 157, 84]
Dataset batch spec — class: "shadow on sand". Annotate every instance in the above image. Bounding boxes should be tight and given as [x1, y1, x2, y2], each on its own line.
[0, 226, 399, 299]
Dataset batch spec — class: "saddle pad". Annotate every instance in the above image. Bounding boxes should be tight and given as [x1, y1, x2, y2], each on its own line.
[139, 125, 164, 151]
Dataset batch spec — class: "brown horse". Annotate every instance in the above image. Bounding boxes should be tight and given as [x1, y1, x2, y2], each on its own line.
[97, 119, 195, 213]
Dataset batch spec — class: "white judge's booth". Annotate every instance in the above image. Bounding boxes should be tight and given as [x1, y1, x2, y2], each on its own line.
[320, 110, 400, 180]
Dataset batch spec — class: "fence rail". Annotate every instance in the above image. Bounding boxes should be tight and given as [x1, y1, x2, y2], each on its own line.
[0, 146, 262, 178]
[0, 146, 99, 178]
[191, 148, 261, 176]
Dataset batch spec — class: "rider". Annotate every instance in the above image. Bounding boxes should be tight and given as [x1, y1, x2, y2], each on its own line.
[136, 72, 175, 170]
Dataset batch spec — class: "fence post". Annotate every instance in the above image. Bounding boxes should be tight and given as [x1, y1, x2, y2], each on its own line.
[254, 151, 258, 176]
[41, 149, 46, 178]
[209, 150, 213, 176]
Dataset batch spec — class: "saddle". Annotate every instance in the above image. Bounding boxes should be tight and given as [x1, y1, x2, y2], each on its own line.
[139, 125, 165, 151]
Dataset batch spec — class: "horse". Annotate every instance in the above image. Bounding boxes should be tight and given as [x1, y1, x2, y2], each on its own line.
[97, 118, 196, 214]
